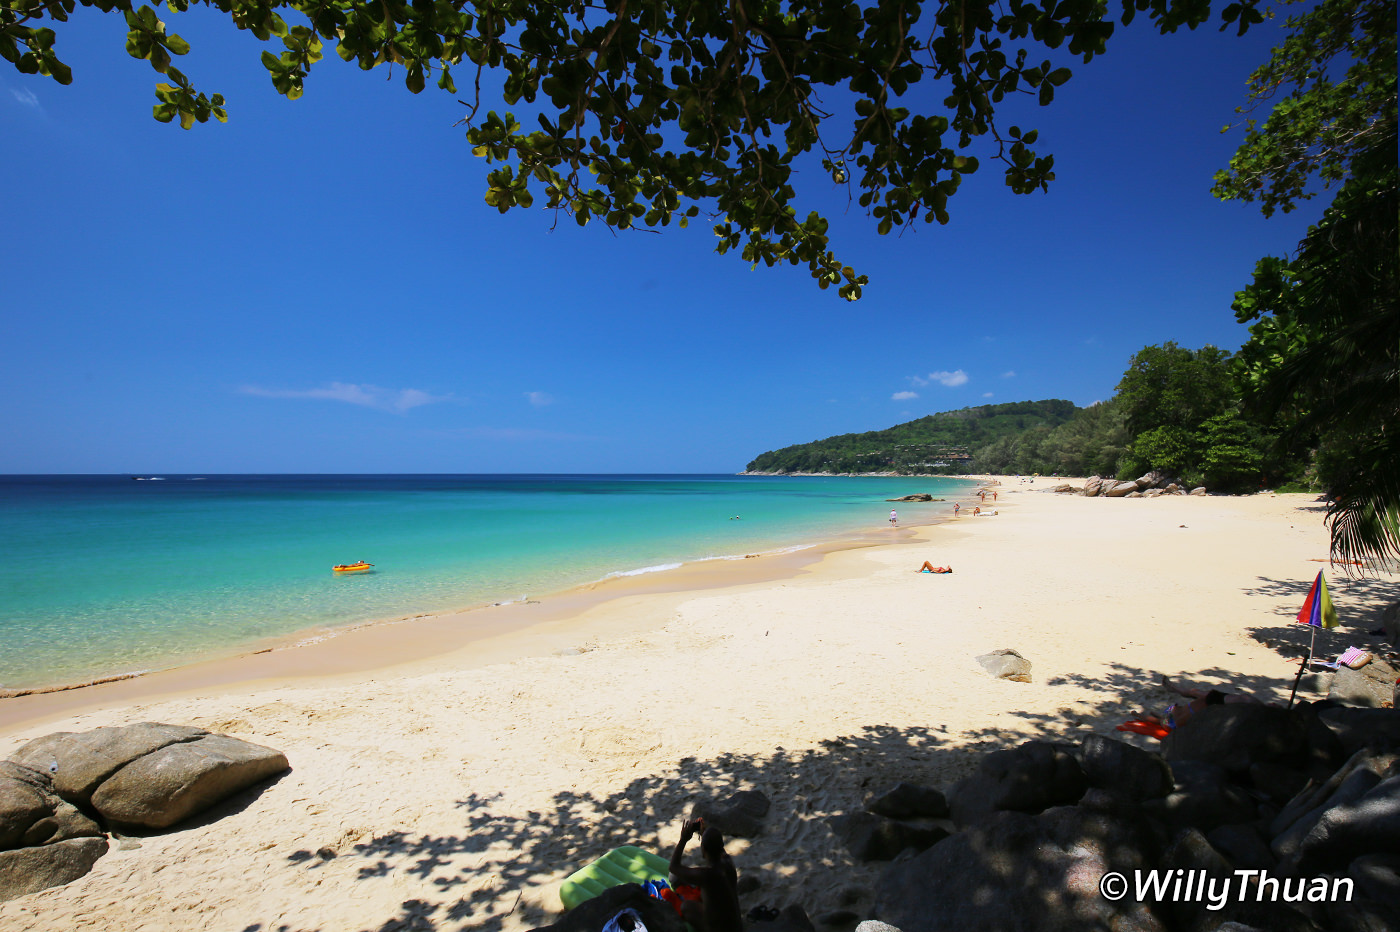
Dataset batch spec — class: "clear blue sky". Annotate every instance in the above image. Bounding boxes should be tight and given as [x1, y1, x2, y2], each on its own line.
[1, 7, 1321, 474]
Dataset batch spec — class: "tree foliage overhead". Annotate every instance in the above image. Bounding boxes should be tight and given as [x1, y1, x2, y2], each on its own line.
[2, 0, 1264, 298]
[1211, 0, 1397, 217]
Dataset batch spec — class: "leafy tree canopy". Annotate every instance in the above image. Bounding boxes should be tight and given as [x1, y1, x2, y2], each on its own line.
[1220, 0, 1397, 564]
[3, 0, 1265, 298]
[1114, 342, 1237, 436]
[1211, 0, 1397, 217]
[1232, 134, 1398, 563]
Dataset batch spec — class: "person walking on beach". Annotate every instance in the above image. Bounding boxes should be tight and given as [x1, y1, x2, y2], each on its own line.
[889, 509, 898, 527]
[670, 819, 742, 932]
[953, 502, 960, 516]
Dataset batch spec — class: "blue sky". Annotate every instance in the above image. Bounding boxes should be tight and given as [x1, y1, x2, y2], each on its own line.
[2, 7, 1322, 473]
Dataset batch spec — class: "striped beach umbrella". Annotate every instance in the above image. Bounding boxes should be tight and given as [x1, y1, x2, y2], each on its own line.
[1295, 570, 1339, 630]
[1288, 570, 1339, 709]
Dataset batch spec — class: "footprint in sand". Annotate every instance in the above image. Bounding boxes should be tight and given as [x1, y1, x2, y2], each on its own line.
[578, 725, 662, 760]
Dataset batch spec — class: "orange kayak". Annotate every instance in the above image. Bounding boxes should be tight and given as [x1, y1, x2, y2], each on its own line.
[333, 562, 374, 572]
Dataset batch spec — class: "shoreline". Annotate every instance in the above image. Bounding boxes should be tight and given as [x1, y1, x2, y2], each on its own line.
[0, 504, 972, 734]
[1, 474, 989, 700]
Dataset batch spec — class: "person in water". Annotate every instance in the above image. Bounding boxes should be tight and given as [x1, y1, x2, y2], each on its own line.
[669, 818, 742, 932]
[918, 561, 952, 573]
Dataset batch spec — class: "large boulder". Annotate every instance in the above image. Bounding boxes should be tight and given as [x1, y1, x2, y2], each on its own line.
[1314, 707, 1400, 757]
[1162, 705, 1308, 776]
[829, 812, 948, 862]
[867, 783, 948, 820]
[691, 789, 770, 838]
[1075, 734, 1173, 802]
[1135, 471, 1170, 490]
[1277, 773, 1400, 875]
[1327, 657, 1399, 709]
[1143, 760, 1258, 833]
[88, 733, 289, 830]
[1269, 748, 1398, 842]
[10, 723, 206, 807]
[1206, 823, 1275, 871]
[948, 741, 1086, 827]
[1103, 480, 1140, 498]
[1083, 476, 1104, 498]
[974, 649, 1031, 683]
[0, 761, 108, 902]
[0, 837, 109, 903]
[0, 762, 102, 850]
[873, 807, 1164, 932]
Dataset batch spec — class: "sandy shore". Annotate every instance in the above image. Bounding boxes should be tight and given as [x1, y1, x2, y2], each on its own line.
[3, 481, 1395, 931]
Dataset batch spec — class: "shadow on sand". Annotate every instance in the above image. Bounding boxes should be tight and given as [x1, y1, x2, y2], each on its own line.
[227, 655, 1323, 932]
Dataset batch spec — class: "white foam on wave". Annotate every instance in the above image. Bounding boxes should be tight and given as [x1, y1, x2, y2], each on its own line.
[603, 562, 685, 579]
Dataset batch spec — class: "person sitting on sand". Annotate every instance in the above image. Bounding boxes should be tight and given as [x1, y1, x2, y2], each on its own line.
[918, 561, 953, 573]
[669, 818, 742, 932]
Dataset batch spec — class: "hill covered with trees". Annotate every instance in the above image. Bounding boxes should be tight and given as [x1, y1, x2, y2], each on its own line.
[745, 399, 1092, 476]
[745, 342, 1306, 491]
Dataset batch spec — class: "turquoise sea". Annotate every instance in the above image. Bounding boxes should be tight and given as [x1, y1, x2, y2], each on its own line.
[0, 474, 977, 689]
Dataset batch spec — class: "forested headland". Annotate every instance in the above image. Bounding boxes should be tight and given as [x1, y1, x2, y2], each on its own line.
[744, 340, 1336, 497]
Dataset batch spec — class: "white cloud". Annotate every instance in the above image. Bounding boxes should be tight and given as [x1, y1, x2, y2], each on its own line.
[1002, 370, 1016, 378]
[10, 87, 40, 109]
[239, 382, 453, 413]
[909, 370, 969, 388]
[983, 392, 995, 398]
[891, 390, 919, 401]
[524, 391, 554, 406]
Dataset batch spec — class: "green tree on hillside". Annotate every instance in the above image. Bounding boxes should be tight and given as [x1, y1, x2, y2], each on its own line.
[1111, 343, 1279, 490]
[4, 0, 1265, 298]
[1115, 342, 1237, 436]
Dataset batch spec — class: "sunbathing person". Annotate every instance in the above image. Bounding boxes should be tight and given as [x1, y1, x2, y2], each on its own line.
[669, 818, 742, 932]
[1144, 676, 1264, 728]
[918, 561, 953, 573]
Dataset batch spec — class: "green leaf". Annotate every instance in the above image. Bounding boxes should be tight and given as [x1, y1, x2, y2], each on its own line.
[164, 33, 190, 56]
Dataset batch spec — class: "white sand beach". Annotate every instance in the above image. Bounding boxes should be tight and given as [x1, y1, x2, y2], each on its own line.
[2, 482, 1395, 931]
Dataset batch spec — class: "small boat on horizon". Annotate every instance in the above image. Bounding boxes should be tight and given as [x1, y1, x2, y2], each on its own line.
[332, 561, 374, 573]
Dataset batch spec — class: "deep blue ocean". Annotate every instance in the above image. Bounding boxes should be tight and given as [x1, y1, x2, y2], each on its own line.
[0, 474, 976, 688]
